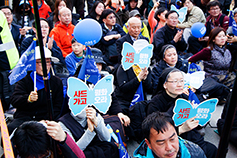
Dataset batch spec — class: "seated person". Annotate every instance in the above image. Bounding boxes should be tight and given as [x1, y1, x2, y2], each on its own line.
[20, 18, 65, 65]
[188, 0, 229, 54]
[147, 67, 217, 158]
[114, 64, 152, 115]
[123, 10, 150, 40]
[0, 6, 26, 50]
[217, 93, 237, 147]
[12, 120, 85, 158]
[8, 46, 64, 134]
[134, 111, 207, 158]
[29, 0, 52, 19]
[96, 9, 125, 67]
[177, 0, 206, 43]
[189, 27, 235, 88]
[65, 38, 85, 76]
[58, 106, 119, 158]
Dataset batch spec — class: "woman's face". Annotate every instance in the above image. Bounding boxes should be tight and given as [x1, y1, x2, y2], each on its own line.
[213, 31, 227, 47]
[40, 20, 49, 38]
[163, 48, 178, 67]
[95, 3, 105, 16]
[164, 71, 184, 98]
[58, 1, 66, 11]
[158, 10, 168, 22]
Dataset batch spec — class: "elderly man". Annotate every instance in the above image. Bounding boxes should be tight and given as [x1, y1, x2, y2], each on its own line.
[134, 111, 207, 158]
[116, 17, 149, 64]
[153, 10, 187, 62]
[49, 7, 75, 58]
[0, 6, 26, 50]
[8, 46, 63, 134]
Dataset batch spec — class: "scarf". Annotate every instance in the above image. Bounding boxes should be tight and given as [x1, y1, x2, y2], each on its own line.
[30, 72, 50, 90]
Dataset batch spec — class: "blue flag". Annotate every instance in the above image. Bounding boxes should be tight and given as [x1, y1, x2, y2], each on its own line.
[188, 62, 201, 74]
[188, 88, 200, 105]
[116, 130, 130, 158]
[9, 40, 36, 85]
[78, 47, 101, 85]
[130, 82, 144, 107]
[229, 10, 237, 36]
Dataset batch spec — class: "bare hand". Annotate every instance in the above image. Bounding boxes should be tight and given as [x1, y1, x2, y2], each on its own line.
[119, 0, 125, 6]
[198, 36, 209, 42]
[87, 118, 94, 132]
[44, 120, 67, 142]
[47, 35, 54, 50]
[227, 35, 237, 43]
[86, 107, 98, 127]
[173, 30, 183, 43]
[19, 28, 26, 36]
[153, 2, 159, 10]
[138, 67, 148, 81]
[118, 113, 130, 126]
[137, 0, 143, 8]
[179, 116, 199, 135]
[28, 88, 38, 102]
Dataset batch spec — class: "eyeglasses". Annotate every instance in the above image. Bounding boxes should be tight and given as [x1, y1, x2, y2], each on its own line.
[210, 7, 220, 11]
[3, 12, 12, 16]
[36, 61, 51, 66]
[166, 79, 184, 84]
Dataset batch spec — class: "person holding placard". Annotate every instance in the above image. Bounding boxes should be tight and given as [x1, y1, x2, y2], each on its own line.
[8, 47, 64, 135]
[147, 67, 217, 158]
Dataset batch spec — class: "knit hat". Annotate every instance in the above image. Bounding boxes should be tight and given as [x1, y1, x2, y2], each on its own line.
[160, 44, 176, 59]
[91, 48, 106, 65]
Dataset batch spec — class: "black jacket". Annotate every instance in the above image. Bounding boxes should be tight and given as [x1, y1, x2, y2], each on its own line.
[10, 73, 63, 120]
[153, 24, 187, 61]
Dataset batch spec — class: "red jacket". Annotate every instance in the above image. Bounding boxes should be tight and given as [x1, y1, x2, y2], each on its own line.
[29, 0, 51, 19]
[49, 22, 75, 57]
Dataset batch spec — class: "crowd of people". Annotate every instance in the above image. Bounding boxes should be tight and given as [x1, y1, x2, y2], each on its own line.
[1, 0, 237, 157]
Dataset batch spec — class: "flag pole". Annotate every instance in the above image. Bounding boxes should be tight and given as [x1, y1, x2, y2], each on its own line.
[31, 0, 57, 157]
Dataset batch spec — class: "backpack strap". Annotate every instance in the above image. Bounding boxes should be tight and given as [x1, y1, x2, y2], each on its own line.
[219, 14, 225, 27]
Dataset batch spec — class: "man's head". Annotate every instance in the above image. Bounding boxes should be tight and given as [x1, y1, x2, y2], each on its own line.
[101, 9, 116, 28]
[12, 121, 50, 158]
[182, 0, 194, 12]
[129, 10, 141, 19]
[58, 7, 72, 26]
[71, 38, 85, 57]
[127, 17, 141, 39]
[35, 46, 52, 76]
[165, 10, 179, 29]
[0, 6, 13, 26]
[207, 0, 221, 18]
[92, 48, 106, 73]
[142, 112, 179, 158]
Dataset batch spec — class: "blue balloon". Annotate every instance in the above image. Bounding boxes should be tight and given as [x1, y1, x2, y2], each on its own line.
[191, 22, 206, 38]
[73, 19, 102, 45]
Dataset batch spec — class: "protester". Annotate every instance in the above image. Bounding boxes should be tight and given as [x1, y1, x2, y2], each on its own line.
[49, 7, 75, 58]
[12, 121, 86, 158]
[58, 106, 119, 157]
[0, 6, 26, 50]
[47, 0, 80, 31]
[97, 9, 125, 68]
[123, 10, 150, 40]
[188, 0, 229, 54]
[116, 17, 149, 64]
[148, 3, 167, 44]
[177, 0, 206, 43]
[125, 0, 143, 14]
[85, 1, 105, 23]
[147, 67, 217, 158]
[189, 27, 235, 88]
[12, 0, 34, 35]
[153, 10, 187, 62]
[20, 18, 65, 65]
[67, 0, 85, 18]
[134, 111, 207, 158]
[65, 38, 85, 76]
[29, 0, 52, 19]
[8, 46, 63, 134]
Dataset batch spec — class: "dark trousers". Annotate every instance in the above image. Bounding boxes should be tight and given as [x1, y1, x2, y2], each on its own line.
[188, 36, 207, 54]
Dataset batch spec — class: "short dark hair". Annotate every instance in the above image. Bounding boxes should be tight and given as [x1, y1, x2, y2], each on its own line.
[154, 7, 168, 22]
[142, 112, 175, 142]
[207, 0, 221, 11]
[71, 37, 78, 44]
[165, 10, 179, 19]
[32, 18, 49, 28]
[12, 121, 51, 158]
[0, 5, 13, 12]
[100, 9, 115, 20]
